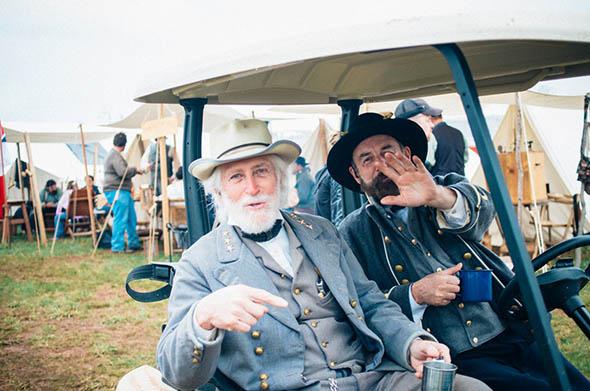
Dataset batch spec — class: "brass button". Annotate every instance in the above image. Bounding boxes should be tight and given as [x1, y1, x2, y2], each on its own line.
[437, 229, 443, 235]
[394, 264, 403, 272]
[259, 373, 269, 381]
[193, 348, 202, 356]
[303, 308, 312, 316]
[318, 291, 325, 298]
[427, 252, 432, 257]
[426, 328, 432, 333]
[463, 252, 472, 260]
[357, 315, 364, 321]
[350, 299, 358, 308]
[384, 236, 391, 244]
[255, 346, 264, 355]
[472, 337, 479, 344]
[311, 320, 318, 328]
[280, 274, 286, 279]
[251, 330, 261, 339]
[330, 361, 337, 367]
[458, 303, 465, 309]
[401, 279, 410, 285]
[192, 357, 201, 365]
[411, 239, 417, 245]
[321, 341, 329, 348]
[397, 226, 403, 231]
[475, 267, 483, 271]
[436, 267, 442, 272]
[294, 287, 301, 295]
[260, 381, 269, 390]
[466, 320, 472, 327]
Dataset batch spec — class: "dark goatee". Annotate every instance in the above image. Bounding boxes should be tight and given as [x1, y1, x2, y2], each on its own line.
[360, 173, 399, 201]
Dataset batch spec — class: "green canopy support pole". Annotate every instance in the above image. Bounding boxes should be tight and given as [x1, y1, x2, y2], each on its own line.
[436, 43, 570, 390]
[337, 99, 363, 216]
[180, 98, 211, 246]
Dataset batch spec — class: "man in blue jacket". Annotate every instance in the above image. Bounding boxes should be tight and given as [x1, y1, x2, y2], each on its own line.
[331, 112, 589, 390]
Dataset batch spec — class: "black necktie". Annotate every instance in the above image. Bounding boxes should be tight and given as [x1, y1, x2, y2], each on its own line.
[241, 220, 283, 242]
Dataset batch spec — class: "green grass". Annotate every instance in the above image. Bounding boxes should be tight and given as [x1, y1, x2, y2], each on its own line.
[0, 237, 171, 390]
[0, 238, 588, 389]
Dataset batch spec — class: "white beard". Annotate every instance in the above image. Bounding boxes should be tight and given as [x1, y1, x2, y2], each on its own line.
[221, 192, 282, 234]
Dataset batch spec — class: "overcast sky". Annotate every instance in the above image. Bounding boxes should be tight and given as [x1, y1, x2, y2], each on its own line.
[1, 0, 588, 125]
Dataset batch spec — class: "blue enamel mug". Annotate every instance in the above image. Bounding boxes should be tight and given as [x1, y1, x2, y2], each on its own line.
[458, 269, 492, 302]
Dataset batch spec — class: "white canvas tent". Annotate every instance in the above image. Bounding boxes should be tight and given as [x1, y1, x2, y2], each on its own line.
[2, 123, 119, 245]
[299, 119, 338, 177]
[471, 98, 588, 248]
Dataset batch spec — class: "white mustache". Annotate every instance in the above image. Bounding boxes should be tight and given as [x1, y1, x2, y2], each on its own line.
[238, 194, 273, 207]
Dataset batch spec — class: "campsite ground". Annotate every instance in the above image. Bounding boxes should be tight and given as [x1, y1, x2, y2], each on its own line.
[0, 238, 588, 390]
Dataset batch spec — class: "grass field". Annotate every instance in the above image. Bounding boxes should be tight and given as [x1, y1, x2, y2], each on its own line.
[0, 238, 588, 390]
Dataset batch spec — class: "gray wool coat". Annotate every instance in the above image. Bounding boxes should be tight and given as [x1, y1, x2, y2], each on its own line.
[339, 173, 516, 357]
[157, 212, 433, 391]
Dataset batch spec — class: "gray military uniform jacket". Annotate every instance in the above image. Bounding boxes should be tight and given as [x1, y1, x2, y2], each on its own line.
[339, 173, 515, 357]
[157, 212, 433, 390]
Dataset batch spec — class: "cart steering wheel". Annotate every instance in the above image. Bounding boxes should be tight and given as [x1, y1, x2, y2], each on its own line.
[497, 235, 590, 339]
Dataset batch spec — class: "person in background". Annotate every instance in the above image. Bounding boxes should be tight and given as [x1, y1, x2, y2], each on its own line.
[147, 141, 174, 196]
[103, 132, 148, 253]
[166, 166, 184, 204]
[40, 179, 62, 207]
[54, 181, 77, 238]
[292, 156, 315, 214]
[395, 98, 438, 170]
[430, 110, 469, 177]
[313, 132, 345, 226]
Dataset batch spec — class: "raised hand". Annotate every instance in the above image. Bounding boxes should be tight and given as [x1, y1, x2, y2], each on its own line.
[376, 151, 456, 210]
[195, 284, 288, 333]
[411, 263, 463, 306]
[409, 339, 451, 379]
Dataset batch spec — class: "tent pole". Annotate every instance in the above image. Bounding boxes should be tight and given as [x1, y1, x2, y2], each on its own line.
[14, 143, 33, 242]
[575, 93, 590, 267]
[517, 95, 545, 257]
[24, 133, 47, 246]
[79, 124, 97, 245]
[158, 136, 171, 256]
[514, 99, 524, 227]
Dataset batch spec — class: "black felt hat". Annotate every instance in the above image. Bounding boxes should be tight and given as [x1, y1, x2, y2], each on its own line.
[327, 112, 427, 192]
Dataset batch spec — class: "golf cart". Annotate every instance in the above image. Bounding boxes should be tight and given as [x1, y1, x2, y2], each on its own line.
[129, 3, 590, 389]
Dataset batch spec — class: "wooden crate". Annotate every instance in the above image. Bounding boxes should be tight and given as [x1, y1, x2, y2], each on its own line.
[498, 151, 547, 204]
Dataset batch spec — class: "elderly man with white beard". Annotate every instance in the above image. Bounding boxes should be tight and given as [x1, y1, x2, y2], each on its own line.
[156, 119, 489, 391]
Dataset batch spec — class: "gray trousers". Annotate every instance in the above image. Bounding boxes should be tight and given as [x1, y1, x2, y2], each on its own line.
[319, 370, 491, 391]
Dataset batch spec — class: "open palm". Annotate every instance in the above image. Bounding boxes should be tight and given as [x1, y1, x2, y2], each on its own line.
[376, 152, 438, 207]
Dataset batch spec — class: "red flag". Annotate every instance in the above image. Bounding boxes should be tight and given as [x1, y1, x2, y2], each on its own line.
[0, 121, 7, 219]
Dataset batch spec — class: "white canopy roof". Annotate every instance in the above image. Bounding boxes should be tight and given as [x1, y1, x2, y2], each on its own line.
[135, 1, 590, 105]
[4, 123, 119, 144]
[267, 91, 587, 118]
[105, 104, 244, 132]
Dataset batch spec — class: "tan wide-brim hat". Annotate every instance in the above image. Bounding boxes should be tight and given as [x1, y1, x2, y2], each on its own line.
[189, 119, 301, 181]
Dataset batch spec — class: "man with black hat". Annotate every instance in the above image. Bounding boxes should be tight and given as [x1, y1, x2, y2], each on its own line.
[331, 113, 589, 390]
[396, 98, 468, 176]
